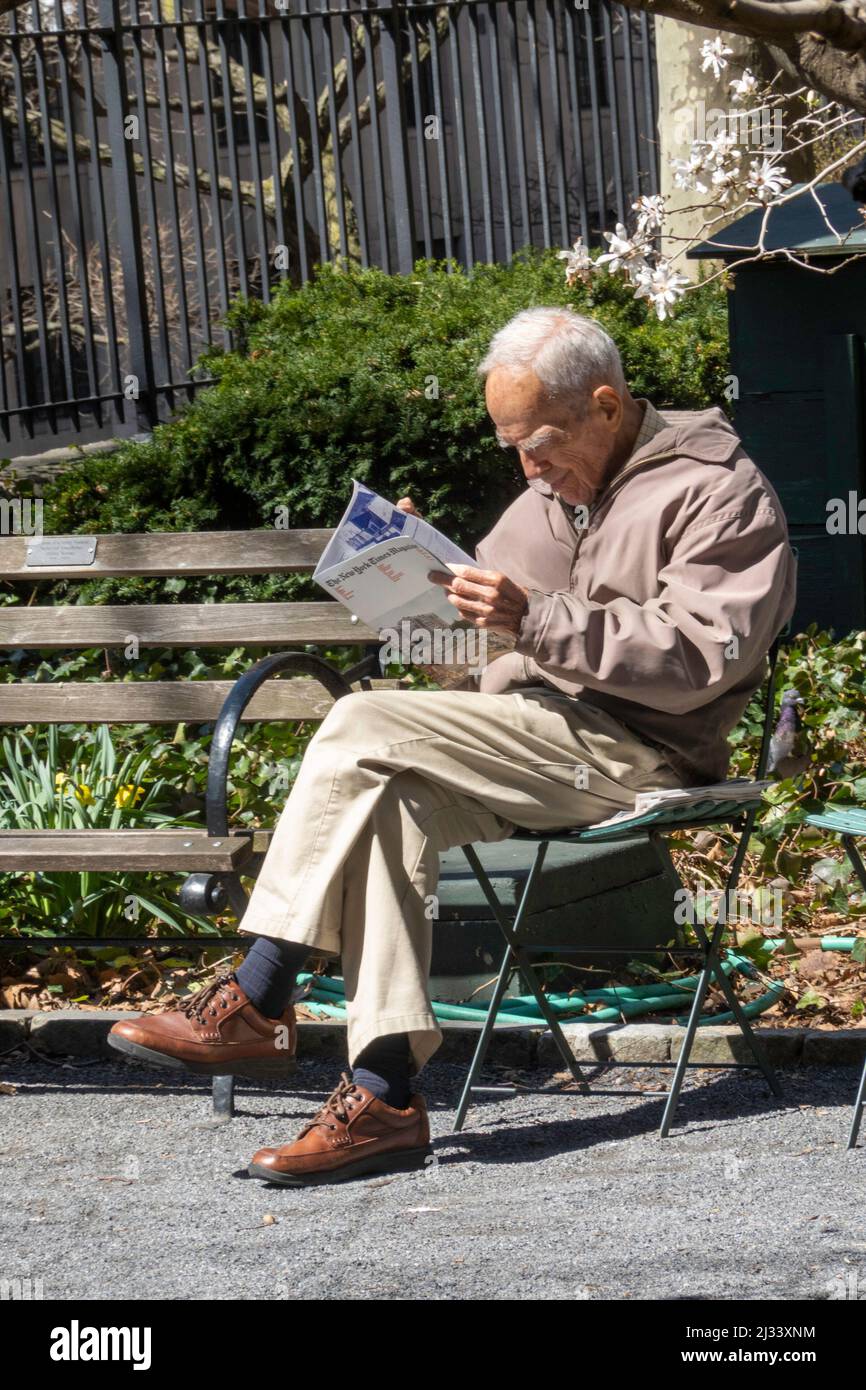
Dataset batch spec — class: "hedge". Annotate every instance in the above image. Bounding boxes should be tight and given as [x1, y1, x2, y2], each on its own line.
[30, 250, 729, 609]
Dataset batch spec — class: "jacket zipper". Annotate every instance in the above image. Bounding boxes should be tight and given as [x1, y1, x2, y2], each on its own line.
[525, 447, 678, 688]
[562, 446, 679, 588]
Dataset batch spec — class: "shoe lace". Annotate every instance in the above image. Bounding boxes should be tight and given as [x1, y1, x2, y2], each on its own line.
[178, 972, 240, 1025]
[304, 1073, 362, 1134]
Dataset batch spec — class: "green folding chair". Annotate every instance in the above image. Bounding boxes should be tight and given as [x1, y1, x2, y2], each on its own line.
[453, 630, 788, 1137]
[803, 804, 866, 1149]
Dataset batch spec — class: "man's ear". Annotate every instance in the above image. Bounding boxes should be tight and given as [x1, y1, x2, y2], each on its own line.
[592, 385, 624, 430]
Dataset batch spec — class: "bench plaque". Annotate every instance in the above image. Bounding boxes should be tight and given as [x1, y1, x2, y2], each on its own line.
[25, 536, 98, 567]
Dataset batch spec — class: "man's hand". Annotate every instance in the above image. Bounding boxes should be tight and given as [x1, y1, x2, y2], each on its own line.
[395, 496, 421, 517]
[429, 565, 529, 636]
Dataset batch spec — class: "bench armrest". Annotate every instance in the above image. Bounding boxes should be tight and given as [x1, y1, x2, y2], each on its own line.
[178, 651, 379, 921]
[206, 650, 377, 839]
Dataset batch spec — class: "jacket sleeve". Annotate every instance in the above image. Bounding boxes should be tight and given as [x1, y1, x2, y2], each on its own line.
[514, 505, 795, 714]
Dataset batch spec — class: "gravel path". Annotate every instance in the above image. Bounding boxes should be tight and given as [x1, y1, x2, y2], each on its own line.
[1, 1052, 863, 1301]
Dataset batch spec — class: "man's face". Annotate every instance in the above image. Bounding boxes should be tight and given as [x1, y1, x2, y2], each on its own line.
[485, 366, 625, 508]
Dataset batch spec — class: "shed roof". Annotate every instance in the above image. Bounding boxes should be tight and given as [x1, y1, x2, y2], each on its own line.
[688, 181, 866, 260]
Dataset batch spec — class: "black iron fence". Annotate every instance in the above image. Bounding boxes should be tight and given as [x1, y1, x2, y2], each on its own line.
[0, 0, 658, 452]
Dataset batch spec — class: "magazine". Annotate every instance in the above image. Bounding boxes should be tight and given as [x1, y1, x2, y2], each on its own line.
[313, 481, 515, 683]
[313, 479, 475, 631]
[587, 779, 771, 830]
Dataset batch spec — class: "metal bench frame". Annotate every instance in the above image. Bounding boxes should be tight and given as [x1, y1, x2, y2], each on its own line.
[453, 631, 788, 1137]
[187, 649, 380, 1120]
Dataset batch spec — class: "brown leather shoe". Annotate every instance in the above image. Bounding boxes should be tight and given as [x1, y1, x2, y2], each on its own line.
[107, 973, 296, 1076]
[248, 1073, 432, 1186]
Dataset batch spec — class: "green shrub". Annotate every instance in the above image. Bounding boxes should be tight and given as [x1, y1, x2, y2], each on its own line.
[34, 252, 729, 609]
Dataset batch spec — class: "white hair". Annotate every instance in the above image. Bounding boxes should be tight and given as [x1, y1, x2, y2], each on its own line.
[478, 306, 626, 415]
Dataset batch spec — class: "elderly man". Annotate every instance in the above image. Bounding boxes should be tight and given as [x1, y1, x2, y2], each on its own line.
[110, 307, 796, 1185]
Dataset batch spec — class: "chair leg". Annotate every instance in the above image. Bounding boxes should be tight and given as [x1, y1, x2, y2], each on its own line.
[508, 938, 591, 1090]
[454, 841, 590, 1133]
[659, 821, 782, 1136]
[848, 1056, 866, 1150]
[842, 835, 866, 895]
[464, 841, 589, 1091]
[708, 956, 783, 1096]
[697, 844, 783, 1098]
[659, 959, 712, 1138]
[453, 940, 516, 1134]
[834, 839, 866, 1148]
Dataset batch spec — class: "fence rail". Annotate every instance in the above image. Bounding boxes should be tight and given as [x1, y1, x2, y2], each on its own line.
[0, 0, 657, 452]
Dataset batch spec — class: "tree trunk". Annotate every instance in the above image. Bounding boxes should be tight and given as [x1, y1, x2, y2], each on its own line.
[655, 19, 754, 274]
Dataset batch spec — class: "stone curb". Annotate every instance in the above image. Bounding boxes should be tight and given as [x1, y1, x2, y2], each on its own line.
[3, 1010, 866, 1069]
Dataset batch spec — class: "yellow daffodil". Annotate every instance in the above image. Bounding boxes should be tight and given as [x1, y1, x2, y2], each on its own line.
[114, 783, 145, 809]
[74, 783, 94, 806]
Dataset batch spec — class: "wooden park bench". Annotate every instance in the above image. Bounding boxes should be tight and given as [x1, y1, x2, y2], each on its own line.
[0, 523, 399, 1114]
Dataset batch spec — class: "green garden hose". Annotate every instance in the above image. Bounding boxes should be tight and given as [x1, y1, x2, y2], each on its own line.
[297, 936, 860, 1028]
[296, 945, 792, 1029]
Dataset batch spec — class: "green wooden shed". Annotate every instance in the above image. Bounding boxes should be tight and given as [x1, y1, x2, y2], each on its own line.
[689, 182, 866, 635]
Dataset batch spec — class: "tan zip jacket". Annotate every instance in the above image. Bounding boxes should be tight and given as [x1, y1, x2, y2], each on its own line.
[474, 403, 797, 785]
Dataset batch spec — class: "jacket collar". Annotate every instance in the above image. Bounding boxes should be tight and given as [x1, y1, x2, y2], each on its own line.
[631, 397, 668, 453]
[631, 402, 741, 466]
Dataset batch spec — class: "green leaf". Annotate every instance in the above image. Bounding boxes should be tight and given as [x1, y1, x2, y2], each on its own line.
[811, 858, 851, 889]
[796, 990, 827, 1011]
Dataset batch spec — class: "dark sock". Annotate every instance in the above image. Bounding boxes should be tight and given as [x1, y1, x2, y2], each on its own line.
[353, 1032, 412, 1109]
[235, 937, 310, 1019]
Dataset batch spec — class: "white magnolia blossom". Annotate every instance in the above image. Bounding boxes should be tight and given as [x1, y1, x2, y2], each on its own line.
[669, 152, 709, 193]
[703, 133, 741, 170]
[560, 61, 857, 324]
[557, 236, 594, 286]
[700, 37, 734, 80]
[671, 132, 743, 199]
[631, 194, 666, 234]
[634, 263, 691, 321]
[729, 69, 759, 104]
[596, 223, 651, 281]
[710, 164, 743, 205]
[746, 156, 791, 203]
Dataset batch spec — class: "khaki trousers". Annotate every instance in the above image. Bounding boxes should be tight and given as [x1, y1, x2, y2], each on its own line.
[239, 687, 683, 1072]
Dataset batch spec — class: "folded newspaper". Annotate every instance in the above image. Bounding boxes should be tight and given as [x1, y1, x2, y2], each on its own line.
[313, 481, 515, 684]
[587, 779, 771, 830]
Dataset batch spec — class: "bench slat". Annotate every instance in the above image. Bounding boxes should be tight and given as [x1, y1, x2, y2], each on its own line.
[0, 829, 260, 871]
[0, 601, 378, 649]
[0, 529, 332, 580]
[0, 677, 400, 723]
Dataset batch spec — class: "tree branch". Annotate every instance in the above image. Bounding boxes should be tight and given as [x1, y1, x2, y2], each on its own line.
[623, 0, 866, 113]
[627, 0, 866, 47]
